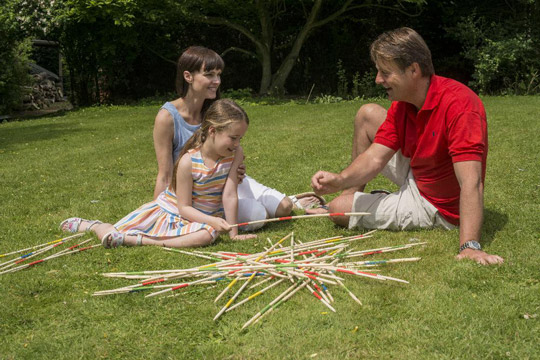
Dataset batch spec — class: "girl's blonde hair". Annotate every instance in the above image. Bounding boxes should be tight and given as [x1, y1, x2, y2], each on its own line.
[170, 99, 249, 193]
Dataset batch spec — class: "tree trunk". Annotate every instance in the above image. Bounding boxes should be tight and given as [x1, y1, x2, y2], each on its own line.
[256, 0, 274, 95]
[197, 0, 373, 96]
[259, 51, 273, 94]
[268, 26, 313, 95]
[267, 0, 323, 95]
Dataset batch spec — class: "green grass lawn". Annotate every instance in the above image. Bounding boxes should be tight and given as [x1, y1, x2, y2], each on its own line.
[0, 97, 538, 359]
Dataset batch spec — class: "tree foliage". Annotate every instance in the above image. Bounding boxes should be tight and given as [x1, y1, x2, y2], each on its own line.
[174, 0, 425, 95]
[3, 0, 538, 110]
[447, 1, 540, 95]
[0, 1, 32, 114]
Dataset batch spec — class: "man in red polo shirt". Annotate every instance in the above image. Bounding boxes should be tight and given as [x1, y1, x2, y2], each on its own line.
[310, 27, 503, 265]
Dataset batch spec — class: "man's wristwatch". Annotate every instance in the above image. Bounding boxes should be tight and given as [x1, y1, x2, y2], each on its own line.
[459, 241, 482, 253]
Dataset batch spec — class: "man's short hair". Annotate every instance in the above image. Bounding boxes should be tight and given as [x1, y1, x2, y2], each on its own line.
[370, 27, 435, 77]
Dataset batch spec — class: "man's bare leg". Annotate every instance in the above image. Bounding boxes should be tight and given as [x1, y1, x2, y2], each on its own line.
[343, 103, 387, 194]
[307, 104, 387, 215]
[327, 193, 356, 226]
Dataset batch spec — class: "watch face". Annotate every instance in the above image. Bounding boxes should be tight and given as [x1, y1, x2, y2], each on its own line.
[461, 241, 482, 252]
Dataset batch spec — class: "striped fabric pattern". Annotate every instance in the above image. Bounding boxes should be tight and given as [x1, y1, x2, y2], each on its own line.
[113, 148, 234, 240]
[190, 148, 234, 217]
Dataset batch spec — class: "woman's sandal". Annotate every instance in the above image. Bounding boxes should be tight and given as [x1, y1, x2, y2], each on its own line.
[289, 192, 326, 210]
[101, 232, 144, 249]
[60, 217, 102, 233]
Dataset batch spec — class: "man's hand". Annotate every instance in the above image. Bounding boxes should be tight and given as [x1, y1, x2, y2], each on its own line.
[311, 171, 343, 195]
[456, 248, 504, 265]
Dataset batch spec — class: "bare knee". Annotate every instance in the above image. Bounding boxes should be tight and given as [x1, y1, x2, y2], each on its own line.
[195, 231, 215, 247]
[275, 197, 293, 217]
[354, 104, 386, 136]
[175, 230, 214, 248]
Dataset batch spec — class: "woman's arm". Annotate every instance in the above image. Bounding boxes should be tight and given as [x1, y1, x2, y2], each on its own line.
[175, 153, 231, 233]
[153, 109, 175, 199]
[223, 147, 256, 240]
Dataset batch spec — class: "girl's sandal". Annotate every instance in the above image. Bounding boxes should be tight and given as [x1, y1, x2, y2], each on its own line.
[101, 232, 144, 248]
[101, 231, 125, 249]
[60, 218, 102, 233]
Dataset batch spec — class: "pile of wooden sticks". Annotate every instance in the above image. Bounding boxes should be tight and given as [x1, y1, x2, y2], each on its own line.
[0, 233, 100, 275]
[95, 231, 425, 329]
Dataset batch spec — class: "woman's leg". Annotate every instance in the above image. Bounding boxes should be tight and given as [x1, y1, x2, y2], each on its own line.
[238, 176, 288, 218]
[274, 197, 293, 217]
[237, 198, 268, 231]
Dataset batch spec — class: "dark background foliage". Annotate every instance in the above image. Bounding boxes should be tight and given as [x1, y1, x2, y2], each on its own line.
[2, 0, 539, 111]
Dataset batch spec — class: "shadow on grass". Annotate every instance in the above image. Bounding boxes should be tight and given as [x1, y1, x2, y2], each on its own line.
[0, 122, 88, 151]
[482, 208, 509, 246]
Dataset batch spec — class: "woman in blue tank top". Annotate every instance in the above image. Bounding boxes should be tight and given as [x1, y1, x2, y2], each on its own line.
[153, 46, 324, 230]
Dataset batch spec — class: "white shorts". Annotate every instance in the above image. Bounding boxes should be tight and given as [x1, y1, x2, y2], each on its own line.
[348, 153, 455, 231]
[237, 175, 286, 231]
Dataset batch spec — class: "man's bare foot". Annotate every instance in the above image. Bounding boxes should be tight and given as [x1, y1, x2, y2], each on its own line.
[289, 192, 326, 210]
[305, 206, 329, 215]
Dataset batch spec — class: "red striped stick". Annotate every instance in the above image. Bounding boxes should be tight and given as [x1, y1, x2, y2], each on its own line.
[0, 239, 96, 275]
[231, 212, 370, 228]
[0, 233, 84, 259]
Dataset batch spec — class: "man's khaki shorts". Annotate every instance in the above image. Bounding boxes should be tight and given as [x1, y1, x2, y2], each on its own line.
[349, 152, 456, 231]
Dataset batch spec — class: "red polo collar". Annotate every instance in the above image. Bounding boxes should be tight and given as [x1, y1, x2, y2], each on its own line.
[421, 75, 441, 111]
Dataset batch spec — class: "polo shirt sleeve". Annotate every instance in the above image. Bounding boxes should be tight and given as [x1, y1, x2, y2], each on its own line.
[447, 111, 486, 163]
[373, 103, 400, 152]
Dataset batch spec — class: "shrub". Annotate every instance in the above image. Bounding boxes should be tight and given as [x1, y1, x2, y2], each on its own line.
[336, 59, 348, 98]
[0, 5, 32, 114]
[221, 88, 254, 99]
[352, 70, 386, 99]
[450, 14, 540, 95]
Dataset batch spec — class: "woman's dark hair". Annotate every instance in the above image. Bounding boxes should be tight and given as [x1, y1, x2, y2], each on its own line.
[175, 46, 225, 115]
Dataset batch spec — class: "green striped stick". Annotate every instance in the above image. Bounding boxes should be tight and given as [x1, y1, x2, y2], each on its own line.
[336, 279, 363, 306]
[242, 280, 306, 330]
[250, 280, 311, 327]
[226, 278, 286, 312]
[0, 239, 96, 275]
[213, 233, 293, 320]
[0, 233, 84, 259]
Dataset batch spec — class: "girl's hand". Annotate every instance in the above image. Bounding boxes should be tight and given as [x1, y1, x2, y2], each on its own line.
[231, 234, 257, 241]
[237, 163, 246, 183]
[210, 218, 232, 233]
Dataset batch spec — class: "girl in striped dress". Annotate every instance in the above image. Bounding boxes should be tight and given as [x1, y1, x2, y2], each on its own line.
[60, 99, 257, 248]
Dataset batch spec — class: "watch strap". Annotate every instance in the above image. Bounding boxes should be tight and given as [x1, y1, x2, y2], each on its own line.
[459, 241, 482, 252]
